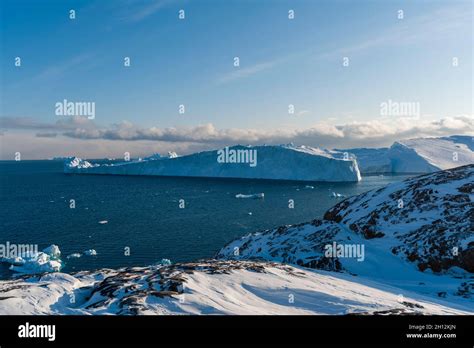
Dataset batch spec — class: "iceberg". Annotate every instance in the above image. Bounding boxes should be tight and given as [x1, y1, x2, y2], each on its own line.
[235, 193, 264, 199]
[64, 144, 362, 182]
[330, 192, 346, 198]
[64, 157, 96, 169]
[1, 245, 62, 274]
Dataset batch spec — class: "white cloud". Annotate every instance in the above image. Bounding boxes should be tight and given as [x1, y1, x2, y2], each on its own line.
[1, 115, 473, 159]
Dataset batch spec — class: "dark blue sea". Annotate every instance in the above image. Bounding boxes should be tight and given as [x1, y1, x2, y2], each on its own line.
[0, 160, 413, 279]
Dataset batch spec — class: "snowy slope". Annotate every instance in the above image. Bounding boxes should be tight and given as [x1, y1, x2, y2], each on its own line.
[218, 165, 474, 304]
[0, 260, 470, 315]
[64, 144, 361, 182]
[341, 136, 474, 174]
[388, 136, 474, 173]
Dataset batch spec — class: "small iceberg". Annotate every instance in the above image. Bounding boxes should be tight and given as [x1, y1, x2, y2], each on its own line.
[98, 220, 108, 224]
[66, 253, 82, 259]
[1, 244, 62, 274]
[158, 258, 172, 266]
[84, 249, 97, 256]
[330, 192, 346, 198]
[64, 157, 95, 169]
[235, 193, 264, 199]
[43, 245, 61, 259]
[304, 185, 315, 189]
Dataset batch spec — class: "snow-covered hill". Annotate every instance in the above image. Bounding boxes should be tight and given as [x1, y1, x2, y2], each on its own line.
[218, 165, 474, 304]
[336, 147, 391, 174]
[2, 165, 471, 315]
[0, 260, 470, 315]
[64, 144, 361, 182]
[342, 136, 474, 174]
[388, 136, 474, 173]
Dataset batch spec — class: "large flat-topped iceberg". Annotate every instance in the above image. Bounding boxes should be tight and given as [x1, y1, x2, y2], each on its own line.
[65, 144, 362, 182]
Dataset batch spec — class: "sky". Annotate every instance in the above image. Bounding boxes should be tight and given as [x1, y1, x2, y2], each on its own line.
[0, 0, 473, 159]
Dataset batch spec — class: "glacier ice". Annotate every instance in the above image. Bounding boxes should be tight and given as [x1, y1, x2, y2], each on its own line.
[64, 144, 362, 182]
[1, 245, 63, 274]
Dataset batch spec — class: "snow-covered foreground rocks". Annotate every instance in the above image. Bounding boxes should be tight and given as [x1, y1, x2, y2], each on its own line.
[64, 144, 361, 182]
[218, 165, 474, 305]
[0, 260, 470, 315]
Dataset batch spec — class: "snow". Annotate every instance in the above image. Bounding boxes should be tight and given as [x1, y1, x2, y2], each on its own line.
[0, 260, 470, 315]
[217, 165, 474, 308]
[343, 135, 474, 174]
[64, 144, 362, 182]
[389, 136, 474, 173]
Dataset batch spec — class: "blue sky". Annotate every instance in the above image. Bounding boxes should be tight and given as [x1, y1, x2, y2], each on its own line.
[1, 0, 473, 159]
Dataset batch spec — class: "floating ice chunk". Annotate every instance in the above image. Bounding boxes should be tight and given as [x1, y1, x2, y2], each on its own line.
[304, 185, 315, 189]
[98, 220, 108, 224]
[43, 245, 61, 258]
[1, 244, 63, 274]
[235, 193, 264, 199]
[64, 157, 95, 169]
[66, 253, 82, 259]
[168, 151, 178, 158]
[159, 259, 171, 266]
[84, 249, 97, 256]
[331, 192, 346, 198]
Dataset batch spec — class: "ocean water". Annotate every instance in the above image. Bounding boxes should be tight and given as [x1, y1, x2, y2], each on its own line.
[0, 160, 413, 279]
